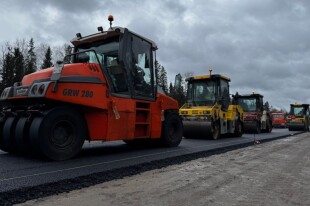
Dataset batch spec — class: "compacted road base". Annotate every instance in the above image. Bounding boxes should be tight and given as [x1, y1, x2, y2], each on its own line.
[19, 132, 310, 206]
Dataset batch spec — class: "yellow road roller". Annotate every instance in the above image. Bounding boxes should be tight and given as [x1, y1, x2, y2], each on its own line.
[286, 104, 309, 131]
[179, 69, 244, 139]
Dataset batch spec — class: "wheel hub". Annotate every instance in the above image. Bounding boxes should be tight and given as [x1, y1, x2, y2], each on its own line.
[50, 121, 74, 148]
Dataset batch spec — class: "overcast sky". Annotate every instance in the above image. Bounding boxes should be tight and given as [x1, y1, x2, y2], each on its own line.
[1, 0, 309, 111]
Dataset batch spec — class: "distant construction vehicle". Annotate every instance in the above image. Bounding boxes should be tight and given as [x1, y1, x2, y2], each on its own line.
[286, 104, 309, 131]
[233, 93, 272, 133]
[271, 112, 286, 128]
[0, 15, 183, 160]
[179, 69, 244, 140]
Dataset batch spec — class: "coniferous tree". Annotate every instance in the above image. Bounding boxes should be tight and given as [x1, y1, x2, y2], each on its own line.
[65, 45, 72, 55]
[154, 60, 168, 93]
[41, 46, 53, 69]
[1, 47, 14, 90]
[64, 44, 72, 63]
[159, 66, 168, 93]
[169, 82, 176, 97]
[13, 47, 25, 83]
[264, 101, 270, 111]
[155, 60, 160, 86]
[25, 38, 37, 75]
[170, 73, 186, 107]
[177, 74, 186, 106]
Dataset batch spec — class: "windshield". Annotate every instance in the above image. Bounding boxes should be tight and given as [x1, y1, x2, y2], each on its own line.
[186, 80, 216, 106]
[238, 97, 257, 112]
[76, 37, 119, 65]
[290, 106, 306, 117]
[75, 37, 129, 93]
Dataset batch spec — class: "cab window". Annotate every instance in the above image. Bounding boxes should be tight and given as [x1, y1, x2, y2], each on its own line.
[125, 34, 154, 99]
[75, 37, 129, 94]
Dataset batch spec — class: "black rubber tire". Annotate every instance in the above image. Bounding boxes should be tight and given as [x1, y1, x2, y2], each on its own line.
[267, 120, 272, 133]
[0, 121, 6, 152]
[211, 121, 220, 140]
[161, 113, 183, 147]
[211, 121, 221, 140]
[29, 117, 44, 155]
[29, 107, 87, 161]
[2, 116, 19, 153]
[15, 117, 31, 153]
[234, 120, 243, 137]
[256, 122, 261, 134]
[303, 120, 309, 131]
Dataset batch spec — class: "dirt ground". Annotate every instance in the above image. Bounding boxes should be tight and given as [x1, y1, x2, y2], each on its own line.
[19, 133, 310, 206]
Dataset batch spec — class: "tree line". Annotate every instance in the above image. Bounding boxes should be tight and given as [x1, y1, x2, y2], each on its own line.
[155, 60, 193, 107]
[0, 38, 69, 91]
[0, 38, 189, 107]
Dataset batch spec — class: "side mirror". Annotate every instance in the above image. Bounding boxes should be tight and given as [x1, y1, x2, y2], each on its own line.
[51, 60, 64, 81]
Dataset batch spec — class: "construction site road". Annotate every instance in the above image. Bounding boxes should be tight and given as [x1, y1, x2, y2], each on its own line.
[19, 132, 310, 206]
[0, 129, 299, 193]
[0, 129, 303, 205]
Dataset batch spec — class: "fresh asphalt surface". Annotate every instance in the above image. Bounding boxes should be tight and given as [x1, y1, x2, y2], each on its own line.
[0, 129, 302, 194]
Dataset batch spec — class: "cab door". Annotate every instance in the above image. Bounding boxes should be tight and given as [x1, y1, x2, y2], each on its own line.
[121, 33, 155, 101]
[120, 32, 157, 138]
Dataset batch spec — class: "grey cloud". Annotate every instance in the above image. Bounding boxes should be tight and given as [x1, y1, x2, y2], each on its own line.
[1, 0, 310, 111]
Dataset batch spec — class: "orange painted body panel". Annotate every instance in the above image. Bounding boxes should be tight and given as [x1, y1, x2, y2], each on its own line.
[271, 112, 286, 128]
[83, 108, 108, 140]
[22, 63, 106, 86]
[10, 63, 178, 142]
[45, 82, 109, 109]
[57, 90, 176, 142]
[22, 68, 54, 85]
[106, 99, 136, 141]
[80, 94, 176, 141]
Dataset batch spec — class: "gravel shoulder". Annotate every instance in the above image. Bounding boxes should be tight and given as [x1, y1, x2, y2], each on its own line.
[19, 133, 310, 206]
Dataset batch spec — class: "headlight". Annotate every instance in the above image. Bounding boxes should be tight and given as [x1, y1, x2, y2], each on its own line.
[31, 85, 38, 95]
[28, 82, 50, 97]
[38, 84, 46, 95]
[203, 110, 210, 115]
[180, 111, 188, 115]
